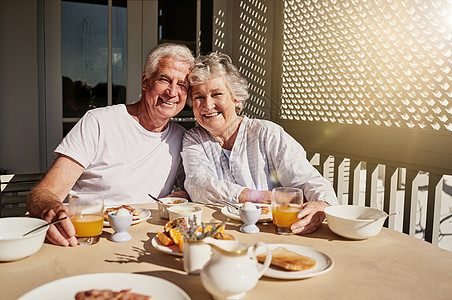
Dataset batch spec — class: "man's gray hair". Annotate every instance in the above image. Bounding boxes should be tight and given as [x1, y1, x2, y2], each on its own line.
[188, 52, 249, 113]
[143, 43, 194, 78]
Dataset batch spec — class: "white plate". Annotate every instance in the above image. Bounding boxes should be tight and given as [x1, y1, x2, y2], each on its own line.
[18, 273, 190, 300]
[103, 206, 151, 226]
[221, 204, 272, 222]
[151, 236, 183, 256]
[256, 244, 334, 279]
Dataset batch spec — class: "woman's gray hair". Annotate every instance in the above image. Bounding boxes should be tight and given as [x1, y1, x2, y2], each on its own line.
[188, 52, 249, 113]
[143, 43, 194, 79]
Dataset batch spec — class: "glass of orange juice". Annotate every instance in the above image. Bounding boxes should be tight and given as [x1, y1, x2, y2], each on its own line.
[271, 187, 303, 235]
[68, 193, 104, 245]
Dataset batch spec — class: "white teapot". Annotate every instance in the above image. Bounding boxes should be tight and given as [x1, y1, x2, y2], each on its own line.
[200, 238, 272, 300]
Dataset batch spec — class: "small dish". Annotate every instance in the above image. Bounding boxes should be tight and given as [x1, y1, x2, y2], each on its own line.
[151, 236, 183, 256]
[168, 204, 203, 226]
[157, 197, 189, 219]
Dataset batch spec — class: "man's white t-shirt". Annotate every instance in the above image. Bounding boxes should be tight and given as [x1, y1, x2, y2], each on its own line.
[55, 104, 186, 205]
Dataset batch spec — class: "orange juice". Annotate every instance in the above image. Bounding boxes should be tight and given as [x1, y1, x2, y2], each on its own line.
[272, 206, 300, 228]
[71, 214, 103, 237]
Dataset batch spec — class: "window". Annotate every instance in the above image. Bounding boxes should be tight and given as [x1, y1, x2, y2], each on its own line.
[61, 0, 127, 135]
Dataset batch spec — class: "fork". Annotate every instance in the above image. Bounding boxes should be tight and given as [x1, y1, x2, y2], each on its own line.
[215, 198, 241, 214]
[227, 204, 263, 216]
[227, 205, 240, 215]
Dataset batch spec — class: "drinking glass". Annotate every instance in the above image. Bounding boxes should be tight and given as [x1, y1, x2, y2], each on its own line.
[68, 193, 104, 245]
[271, 187, 303, 235]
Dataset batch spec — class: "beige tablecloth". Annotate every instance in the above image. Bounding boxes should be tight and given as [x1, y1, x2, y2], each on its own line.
[1, 203, 452, 300]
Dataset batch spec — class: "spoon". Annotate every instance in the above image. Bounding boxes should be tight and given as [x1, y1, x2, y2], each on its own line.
[148, 194, 163, 204]
[22, 216, 68, 237]
[363, 211, 400, 222]
[385, 211, 400, 219]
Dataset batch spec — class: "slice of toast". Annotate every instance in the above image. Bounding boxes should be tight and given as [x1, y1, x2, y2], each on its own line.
[257, 246, 316, 271]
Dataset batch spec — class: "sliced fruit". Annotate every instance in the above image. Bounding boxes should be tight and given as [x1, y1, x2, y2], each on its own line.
[196, 223, 224, 234]
[164, 218, 187, 232]
[157, 231, 174, 246]
[214, 223, 225, 233]
[169, 228, 184, 245]
[195, 225, 212, 233]
[205, 224, 213, 232]
[179, 239, 184, 253]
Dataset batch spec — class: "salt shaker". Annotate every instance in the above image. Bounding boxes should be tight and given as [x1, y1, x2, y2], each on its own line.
[108, 208, 133, 242]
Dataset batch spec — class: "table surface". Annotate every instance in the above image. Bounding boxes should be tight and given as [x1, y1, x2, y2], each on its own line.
[2, 203, 452, 300]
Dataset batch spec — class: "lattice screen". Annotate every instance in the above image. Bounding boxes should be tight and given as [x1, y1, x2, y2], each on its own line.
[237, 0, 270, 119]
[281, 0, 452, 132]
[213, 0, 271, 119]
[212, 3, 227, 52]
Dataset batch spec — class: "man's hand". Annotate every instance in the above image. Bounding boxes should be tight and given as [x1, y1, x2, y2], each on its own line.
[43, 205, 77, 247]
[26, 155, 85, 247]
[291, 201, 329, 234]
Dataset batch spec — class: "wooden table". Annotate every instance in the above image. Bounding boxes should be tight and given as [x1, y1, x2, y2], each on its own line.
[1, 203, 452, 300]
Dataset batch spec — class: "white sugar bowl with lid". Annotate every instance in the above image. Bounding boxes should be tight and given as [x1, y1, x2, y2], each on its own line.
[167, 204, 203, 226]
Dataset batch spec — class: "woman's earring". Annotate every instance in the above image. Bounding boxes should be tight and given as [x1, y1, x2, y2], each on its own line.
[235, 102, 241, 114]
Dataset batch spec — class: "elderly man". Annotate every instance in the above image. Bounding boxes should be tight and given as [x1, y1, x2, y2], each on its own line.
[27, 43, 194, 247]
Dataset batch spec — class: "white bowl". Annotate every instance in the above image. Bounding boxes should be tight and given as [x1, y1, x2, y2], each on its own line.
[167, 204, 203, 226]
[157, 197, 189, 219]
[0, 217, 49, 261]
[324, 205, 388, 240]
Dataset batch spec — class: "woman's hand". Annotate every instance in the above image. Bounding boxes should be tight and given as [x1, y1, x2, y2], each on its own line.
[290, 201, 329, 234]
[42, 205, 78, 247]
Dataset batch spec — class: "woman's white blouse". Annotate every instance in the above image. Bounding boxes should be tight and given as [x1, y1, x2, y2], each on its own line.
[181, 116, 338, 205]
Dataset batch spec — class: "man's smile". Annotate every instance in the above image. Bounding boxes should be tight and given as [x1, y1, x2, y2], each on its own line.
[159, 97, 178, 106]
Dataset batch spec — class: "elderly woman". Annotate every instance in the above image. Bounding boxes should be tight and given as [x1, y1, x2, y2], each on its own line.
[181, 52, 338, 234]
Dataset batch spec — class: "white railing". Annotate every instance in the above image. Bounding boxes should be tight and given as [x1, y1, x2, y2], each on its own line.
[307, 152, 446, 246]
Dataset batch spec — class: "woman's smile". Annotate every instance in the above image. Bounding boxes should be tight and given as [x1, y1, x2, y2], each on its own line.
[203, 111, 221, 118]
